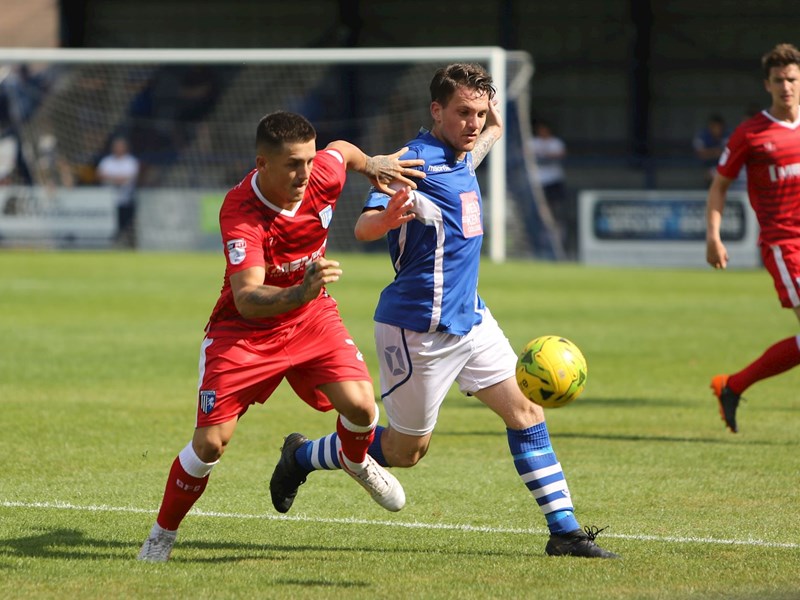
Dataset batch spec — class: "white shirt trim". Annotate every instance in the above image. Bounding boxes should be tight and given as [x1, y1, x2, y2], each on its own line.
[250, 171, 301, 217]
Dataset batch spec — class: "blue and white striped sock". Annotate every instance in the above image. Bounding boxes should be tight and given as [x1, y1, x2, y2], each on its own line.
[507, 422, 580, 535]
[295, 426, 388, 471]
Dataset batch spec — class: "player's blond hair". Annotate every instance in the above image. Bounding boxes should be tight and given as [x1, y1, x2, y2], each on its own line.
[762, 43, 800, 78]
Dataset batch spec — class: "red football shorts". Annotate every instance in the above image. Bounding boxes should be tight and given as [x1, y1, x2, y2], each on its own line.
[195, 296, 371, 427]
[762, 242, 800, 308]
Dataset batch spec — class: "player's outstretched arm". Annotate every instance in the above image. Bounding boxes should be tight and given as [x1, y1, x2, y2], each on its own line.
[706, 173, 733, 269]
[472, 96, 504, 168]
[326, 140, 424, 195]
[354, 187, 415, 242]
[230, 260, 342, 318]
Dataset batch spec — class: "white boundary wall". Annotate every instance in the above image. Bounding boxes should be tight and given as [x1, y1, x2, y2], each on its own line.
[0, 185, 115, 247]
[578, 189, 760, 268]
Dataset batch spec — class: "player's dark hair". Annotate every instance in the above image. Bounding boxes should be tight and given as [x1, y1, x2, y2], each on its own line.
[430, 63, 495, 106]
[762, 43, 800, 78]
[256, 111, 316, 152]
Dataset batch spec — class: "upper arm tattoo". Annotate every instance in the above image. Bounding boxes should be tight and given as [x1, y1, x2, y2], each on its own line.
[472, 129, 501, 168]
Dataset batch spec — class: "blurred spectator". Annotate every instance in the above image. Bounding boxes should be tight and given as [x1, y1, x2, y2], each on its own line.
[527, 119, 572, 256]
[693, 114, 729, 185]
[1, 65, 49, 123]
[0, 65, 54, 185]
[97, 136, 140, 247]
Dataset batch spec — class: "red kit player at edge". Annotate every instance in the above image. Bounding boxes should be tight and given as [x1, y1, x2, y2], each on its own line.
[707, 43, 800, 433]
[138, 111, 424, 562]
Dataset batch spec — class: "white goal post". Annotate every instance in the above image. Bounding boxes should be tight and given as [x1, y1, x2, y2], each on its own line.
[0, 47, 545, 260]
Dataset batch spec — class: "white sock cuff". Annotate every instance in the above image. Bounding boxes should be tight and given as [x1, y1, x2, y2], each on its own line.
[339, 406, 379, 433]
[151, 522, 177, 537]
[178, 441, 218, 478]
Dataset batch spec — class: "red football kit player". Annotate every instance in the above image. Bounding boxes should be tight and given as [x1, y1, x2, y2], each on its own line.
[138, 111, 423, 562]
[707, 43, 800, 433]
[200, 150, 369, 423]
[719, 112, 800, 306]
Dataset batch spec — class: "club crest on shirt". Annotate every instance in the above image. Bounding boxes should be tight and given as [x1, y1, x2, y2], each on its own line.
[318, 205, 333, 229]
[199, 390, 216, 414]
[226, 239, 246, 265]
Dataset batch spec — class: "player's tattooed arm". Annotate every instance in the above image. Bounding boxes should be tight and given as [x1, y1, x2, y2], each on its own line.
[363, 150, 425, 194]
[326, 140, 425, 196]
[472, 129, 501, 168]
[473, 97, 503, 168]
[230, 260, 342, 318]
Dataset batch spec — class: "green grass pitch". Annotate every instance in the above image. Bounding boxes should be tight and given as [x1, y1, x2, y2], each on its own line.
[1, 250, 799, 599]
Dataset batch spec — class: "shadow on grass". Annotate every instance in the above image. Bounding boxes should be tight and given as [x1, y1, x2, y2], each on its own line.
[437, 396, 799, 446]
[0, 528, 374, 588]
[0, 526, 530, 567]
[452, 395, 739, 409]
[435, 428, 797, 445]
[550, 431, 800, 446]
[0, 528, 131, 561]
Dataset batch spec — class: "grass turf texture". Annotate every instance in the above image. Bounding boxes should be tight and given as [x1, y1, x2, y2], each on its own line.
[1, 250, 799, 599]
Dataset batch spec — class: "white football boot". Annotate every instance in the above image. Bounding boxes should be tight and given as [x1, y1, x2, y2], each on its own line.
[137, 524, 177, 562]
[338, 451, 405, 511]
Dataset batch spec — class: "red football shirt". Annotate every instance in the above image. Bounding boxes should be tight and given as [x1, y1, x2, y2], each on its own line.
[718, 111, 800, 244]
[207, 148, 346, 333]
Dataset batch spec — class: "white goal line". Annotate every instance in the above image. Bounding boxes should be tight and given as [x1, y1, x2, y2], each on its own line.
[2, 499, 798, 550]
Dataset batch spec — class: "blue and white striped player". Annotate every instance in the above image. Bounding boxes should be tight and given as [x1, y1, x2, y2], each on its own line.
[270, 63, 618, 558]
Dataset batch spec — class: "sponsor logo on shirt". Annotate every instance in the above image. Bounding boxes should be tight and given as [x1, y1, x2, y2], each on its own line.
[460, 191, 483, 238]
[345, 338, 364, 362]
[199, 390, 216, 415]
[427, 164, 451, 173]
[226, 239, 246, 265]
[768, 162, 800, 182]
[265, 241, 328, 275]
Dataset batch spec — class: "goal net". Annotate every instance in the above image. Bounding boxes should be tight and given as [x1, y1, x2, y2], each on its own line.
[0, 47, 559, 259]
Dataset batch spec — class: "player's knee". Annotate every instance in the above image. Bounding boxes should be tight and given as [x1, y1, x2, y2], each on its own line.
[331, 381, 378, 427]
[505, 394, 545, 429]
[192, 434, 229, 462]
[340, 401, 377, 428]
[195, 441, 225, 462]
[386, 443, 428, 468]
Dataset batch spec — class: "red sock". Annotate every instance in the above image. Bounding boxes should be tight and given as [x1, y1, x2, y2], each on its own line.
[155, 455, 211, 531]
[336, 415, 376, 464]
[727, 336, 800, 394]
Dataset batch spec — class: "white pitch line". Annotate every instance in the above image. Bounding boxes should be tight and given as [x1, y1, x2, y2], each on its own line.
[2, 500, 799, 550]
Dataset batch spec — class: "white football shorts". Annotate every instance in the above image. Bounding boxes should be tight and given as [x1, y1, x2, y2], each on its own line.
[374, 307, 517, 436]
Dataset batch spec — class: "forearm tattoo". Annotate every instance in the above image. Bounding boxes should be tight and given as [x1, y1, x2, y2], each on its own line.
[472, 129, 501, 168]
[244, 285, 305, 308]
[364, 155, 397, 182]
